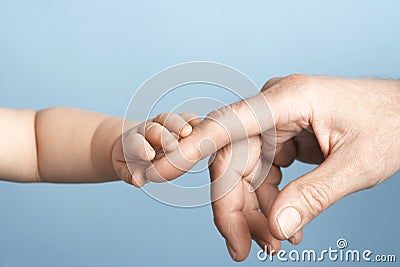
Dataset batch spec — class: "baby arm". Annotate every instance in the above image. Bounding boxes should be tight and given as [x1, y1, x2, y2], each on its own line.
[0, 107, 199, 185]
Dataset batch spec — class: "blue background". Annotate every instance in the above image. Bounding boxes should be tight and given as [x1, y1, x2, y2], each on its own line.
[1, 0, 399, 266]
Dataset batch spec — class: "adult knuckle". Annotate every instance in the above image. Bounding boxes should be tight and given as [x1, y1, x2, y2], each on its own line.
[156, 112, 170, 122]
[212, 148, 230, 166]
[261, 74, 316, 103]
[262, 77, 281, 91]
[277, 74, 318, 103]
[265, 165, 283, 186]
[212, 214, 229, 237]
[284, 74, 313, 86]
[211, 102, 248, 123]
[207, 108, 228, 121]
[296, 180, 331, 217]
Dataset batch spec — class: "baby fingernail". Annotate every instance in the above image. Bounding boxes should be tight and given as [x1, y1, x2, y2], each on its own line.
[181, 124, 192, 136]
[277, 207, 301, 239]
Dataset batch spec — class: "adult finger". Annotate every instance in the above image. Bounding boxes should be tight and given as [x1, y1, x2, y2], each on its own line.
[242, 161, 282, 253]
[274, 139, 297, 167]
[254, 163, 303, 245]
[210, 136, 271, 261]
[148, 75, 314, 181]
[210, 146, 251, 262]
[146, 93, 274, 181]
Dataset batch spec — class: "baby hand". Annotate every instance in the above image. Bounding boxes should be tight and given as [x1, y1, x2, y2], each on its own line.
[112, 112, 201, 187]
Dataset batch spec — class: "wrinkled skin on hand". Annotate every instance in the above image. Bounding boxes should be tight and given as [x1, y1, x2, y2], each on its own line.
[148, 75, 400, 261]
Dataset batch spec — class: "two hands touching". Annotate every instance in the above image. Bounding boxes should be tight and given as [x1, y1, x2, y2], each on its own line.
[123, 75, 400, 261]
[113, 112, 201, 187]
[1, 75, 399, 262]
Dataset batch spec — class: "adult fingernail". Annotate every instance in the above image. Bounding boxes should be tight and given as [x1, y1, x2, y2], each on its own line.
[255, 238, 266, 247]
[277, 207, 301, 239]
[226, 242, 237, 261]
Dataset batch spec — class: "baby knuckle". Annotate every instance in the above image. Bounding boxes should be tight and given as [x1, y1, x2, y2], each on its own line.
[145, 122, 159, 131]
[179, 112, 196, 118]
[155, 112, 171, 122]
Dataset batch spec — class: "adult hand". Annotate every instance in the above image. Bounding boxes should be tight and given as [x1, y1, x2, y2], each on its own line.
[148, 75, 400, 261]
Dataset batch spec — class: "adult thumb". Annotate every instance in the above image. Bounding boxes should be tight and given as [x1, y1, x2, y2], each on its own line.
[268, 151, 360, 241]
